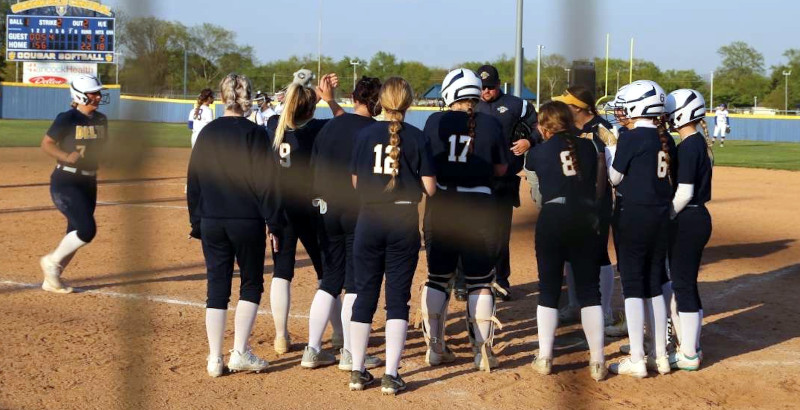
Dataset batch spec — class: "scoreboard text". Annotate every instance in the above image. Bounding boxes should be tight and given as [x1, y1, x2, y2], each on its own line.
[5, 15, 115, 63]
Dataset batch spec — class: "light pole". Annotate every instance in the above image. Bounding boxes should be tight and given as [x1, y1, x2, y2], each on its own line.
[536, 44, 543, 111]
[513, 0, 523, 98]
[783, 70, 792, 114]
[754, 96, 758, 108]
[183, 46, 188, 98]
[350, 60, 360, 91]
[317, 0, 323, 76]
[629, 37, 635, 84]
[710, 71, 714, 111]
[564, 68, 571, 87]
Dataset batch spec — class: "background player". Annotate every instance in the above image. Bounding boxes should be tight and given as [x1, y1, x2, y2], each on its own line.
[712, 103, 730, 147]
[188, 88, 214, 148]
[254, 91, 277, 126]
[420, 68, 508, 372]
[347, 77, 436, 395]
[39, 74, 109, 294]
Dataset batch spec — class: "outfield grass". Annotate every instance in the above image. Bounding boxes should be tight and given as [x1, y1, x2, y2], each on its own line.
[2, 119, 799, 170]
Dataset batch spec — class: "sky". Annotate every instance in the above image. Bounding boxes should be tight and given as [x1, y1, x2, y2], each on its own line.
[105, 0, 798, 78]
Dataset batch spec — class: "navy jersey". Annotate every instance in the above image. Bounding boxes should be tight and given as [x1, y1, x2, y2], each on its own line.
[612, 126, 676, 205]
[350, 121, 435, 204]
[676, 133, 712, 206]
[530, 132, 598, 205]
[267, 117, 329, 206]
[311, 113, 376, 207]
[46, 108, 108, 171]
[475, 92, 538, 176]
[423, 111, 507, 189]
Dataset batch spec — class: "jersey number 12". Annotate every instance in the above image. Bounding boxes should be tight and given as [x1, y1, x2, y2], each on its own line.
[373, 144, 397, 175]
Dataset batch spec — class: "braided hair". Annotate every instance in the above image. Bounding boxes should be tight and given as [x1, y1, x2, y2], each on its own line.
[698, 119, 715, 165]
[194, 88, 214, 120]
[655, 114, 672, 177]
[380, 77, 414, 192]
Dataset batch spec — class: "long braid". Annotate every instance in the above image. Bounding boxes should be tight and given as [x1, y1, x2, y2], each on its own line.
[565, 135, 582, 180]
[698, 119, 714, 165]
[655, 116, 672, 173]
[384, 111, 403, 192]
[467, 105, 476, 154]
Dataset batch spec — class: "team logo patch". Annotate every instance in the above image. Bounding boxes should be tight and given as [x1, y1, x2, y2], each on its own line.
[8, 52, 15, 61]
[480, 71, 490, 80]
[497, 106, 508, 114]
[56, 6, 68, 16]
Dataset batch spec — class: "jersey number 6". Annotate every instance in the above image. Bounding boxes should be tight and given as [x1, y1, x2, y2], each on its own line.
[560, 151, 577, 176]
[657, 151, 668, 179]
[372, 144, 397, 175]
[279, 143, 291, 168]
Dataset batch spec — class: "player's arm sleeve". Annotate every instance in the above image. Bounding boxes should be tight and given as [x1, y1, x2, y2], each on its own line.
[251, 127, 285, 234]
[419, 135, 437, 177]
[186, 146, 202, 236]
[521, 101, 541, 144]
[610, 136, 634, 185]
[46, 113, 70, 143]
[671, 183, 694, 217]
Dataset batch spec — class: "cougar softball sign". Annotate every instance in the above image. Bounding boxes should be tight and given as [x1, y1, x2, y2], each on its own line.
[22, 62, 97, 85]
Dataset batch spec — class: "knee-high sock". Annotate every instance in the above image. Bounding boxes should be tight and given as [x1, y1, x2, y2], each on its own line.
[624, 298, 645, 362]
[270, 278, 291, 339]
[341, 294, 357, 352]
[581, 305, 605, 363]
[206, 308, 227, 357]
[51, 231, 87, 265]
[679, 312, 700, 357]
[421, 286, 448, 348]
[536, 305, 558, 359]
[599, 265, 615, 319]
[662, 281, 679, 344]
[565, 263, 580, 309]
[384, 319, 408, 377]
[233, 300, 259, 353]
[330, 294, 343, 340]
[696, 309, 703, 351]
[307, 290, 334, 350]
[648, 296, 668, 357]
[468, 293, 495, 345]
[349, 321, 371, 373]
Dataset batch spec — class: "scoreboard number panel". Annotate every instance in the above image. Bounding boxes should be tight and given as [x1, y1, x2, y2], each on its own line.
[6, 15, 115, 63]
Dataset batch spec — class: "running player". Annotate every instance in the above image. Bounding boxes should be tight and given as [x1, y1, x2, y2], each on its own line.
[301, 76, 384, 371]
[347, 77, 436, 395]
[527, 101, 607, 381]
[665, 89, 713, 371]
[606, 80, 675, 378]
[39, 74, 109, 294]
[266, 73, 345, 355]
[420, 68, 508, 372]
[188, 88, 214, 148]
[712, 103, 730, 147]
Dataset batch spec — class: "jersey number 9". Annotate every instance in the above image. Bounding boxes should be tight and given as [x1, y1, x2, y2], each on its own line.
[279, 143, 291, 168]
[372, 144, 397, 175]
[560, 151, 577, 177]
[657, 151, 668, 179]
[447, 135, 472, 163]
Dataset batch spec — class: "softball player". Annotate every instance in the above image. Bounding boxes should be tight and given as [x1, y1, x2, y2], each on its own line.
[606, 80, 676, 378]
[665, 89, 713, 370]
[188, 88, 214, 148]
[301, 76, 384, 371]
[420, 68, 508, 372]
[348, 77, 436, 395]
[38, 74, 108, 294]
[187, 73, 282, 377]
[254, 91, 277, 126]
[266, 72, 345, 355]
[712, 103, 729, 147]
[526, 101, 607, 381]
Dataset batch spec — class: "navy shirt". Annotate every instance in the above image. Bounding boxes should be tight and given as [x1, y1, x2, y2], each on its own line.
[475, 92, 538, 176]
[676, 133, 712, 206]
[47, 108, 108, 171]
[612, 126, 676, 206]
[350, 121, 435, 204]
[311, 113, 375, 208]
[423, 111, 507, 189]
[267, 117, 329, 207]
[530, 132, 598, 205]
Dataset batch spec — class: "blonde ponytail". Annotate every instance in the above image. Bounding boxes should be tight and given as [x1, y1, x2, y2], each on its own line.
[274, 83, 317, 150]
[698, 119, 714, 165]
[378, 77, 414, 192]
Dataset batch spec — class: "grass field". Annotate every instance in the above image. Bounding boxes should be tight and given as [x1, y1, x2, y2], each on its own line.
[2, 119, 799, 170]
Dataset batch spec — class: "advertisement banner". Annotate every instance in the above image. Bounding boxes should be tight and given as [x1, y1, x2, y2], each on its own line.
[22, 61, 97, 85]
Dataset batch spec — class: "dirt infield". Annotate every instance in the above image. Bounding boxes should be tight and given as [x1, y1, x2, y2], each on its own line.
[1, 147, 799, 409]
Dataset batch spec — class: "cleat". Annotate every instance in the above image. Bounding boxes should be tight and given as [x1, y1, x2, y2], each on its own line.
[604, 314, 627, 337]
[380, 373, 407, 396]
[531, 356, 553, 375]
[669, 351, 700, 371]
[645, 355, 671, 375]
[40, 255, 73, 294]
[227, 349, 269, 373]
[609, 357, 648, 378]
[474, 343, 499, 372]
[454, 288, 468, 302]
[604, 312, 614, 327]
[274, 336, 291, 355]
[491, 282, 512, 302]
[338, 348, 382, 371]
[425, 342, 456, 366]
[348, 369, 374, 391]
[300, 346, 336, 369]
[207, 355, 224, 378]
[331, 333, 344, 350]
[557, 305, 580, 323]
[590, 361, 608, 381]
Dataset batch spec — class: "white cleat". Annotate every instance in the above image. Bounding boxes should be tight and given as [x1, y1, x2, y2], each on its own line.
[274, 336, 291, 355]
[531, 356, 553, 375]
[227, 349, 269, 373]
[40, 254, 73, 294]
[337, 348, 382, 371]
[590, 361, 608, 381]
[425, 342, 456, 366]
[669, 351, 701, 371]
[609, 357, 648, 378]
[646, 355, 671, 375]
[207, 355, 224, 377]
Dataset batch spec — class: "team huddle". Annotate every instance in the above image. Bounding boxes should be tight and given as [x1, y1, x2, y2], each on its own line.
[37, 65, 713, 395]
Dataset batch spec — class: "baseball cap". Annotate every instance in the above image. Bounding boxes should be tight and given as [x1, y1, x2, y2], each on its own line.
[477, 65, 500, 88]
[552, 90, 589, 109]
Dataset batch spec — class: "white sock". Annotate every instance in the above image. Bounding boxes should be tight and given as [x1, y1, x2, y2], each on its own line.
[468, 293, 495, 345]
[697, 309, 703, 351]
[205, 308, 227, 357]
[599, 265, 614, 319]
[565, 263, 580, 310]
[307, 290, 334, 351]
[349, 321, 371, 373]
[233, 300, 259, 353]
[581, 306, 605, 363]
[330, 294, 343, 341]
[536, 305, 558, 359]
[648, 296, 668, 357]
[270, 278, 291, 339]
[384, 319, 408, 377]
[679, 312, 700, 357]
[50, 231, 87, 264]
[341, 294, 357, 352]
[422, 286, 448, 347]
[624, 298, 645, 362]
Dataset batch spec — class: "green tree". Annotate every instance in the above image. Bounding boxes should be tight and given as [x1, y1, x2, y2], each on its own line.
[715, 41, 770, 106]
[763, 49, 800, 111]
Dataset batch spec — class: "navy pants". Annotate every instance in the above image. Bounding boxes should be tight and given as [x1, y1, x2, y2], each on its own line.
[50, 169, 97, 243]
[669, 206, 712, 312]
[271, 204, 324, 281]
[617, 203, 670, 299]
[202, 218, 266, 309]
[535, 204, 601, 308]
[597, 192, 613, 266]
[352, 204, 420, 323]
[318, 205, 357, 296]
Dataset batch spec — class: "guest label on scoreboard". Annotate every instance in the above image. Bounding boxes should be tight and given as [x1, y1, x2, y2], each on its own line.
[5, 15, 115, 63]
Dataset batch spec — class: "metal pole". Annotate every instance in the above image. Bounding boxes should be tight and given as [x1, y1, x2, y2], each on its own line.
[616, 70, 620, 93]
[351, 60, 360, 91]
[629, 38, 634, 84]
[604, 33, 610, 98]
[272, 73, 276, 94]
[16, 62, 19, 82]
[183, 47, 187, 98]
[565, 68, 571, 87]
[536, 45, 543, 111]
[513, 0, 523, 98]
[317, 0, 322, 76]
[710, 71, 714, 111]
[783, 70, 792, 114]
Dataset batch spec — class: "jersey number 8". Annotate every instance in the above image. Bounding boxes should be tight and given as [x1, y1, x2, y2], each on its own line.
[657, 151, 668, 179]
[373, 144, 397, 175]
[560, 151, 577, 176]
[447, 135, 472, 163]
[279, 143, 291, 168]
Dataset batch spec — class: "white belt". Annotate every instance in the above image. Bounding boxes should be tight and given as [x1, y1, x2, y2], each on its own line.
[546, 197, 566, 205]
[435, 183, 491, 195]
[394, 201, 415, 205]
[57, 164, 96, 176]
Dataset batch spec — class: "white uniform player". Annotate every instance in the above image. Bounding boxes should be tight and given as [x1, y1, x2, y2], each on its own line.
[189, 103, 214, 148]
[712, 104, 729, 147]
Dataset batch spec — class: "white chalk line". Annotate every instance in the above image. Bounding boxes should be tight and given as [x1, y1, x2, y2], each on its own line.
[0, 279, 309, 319]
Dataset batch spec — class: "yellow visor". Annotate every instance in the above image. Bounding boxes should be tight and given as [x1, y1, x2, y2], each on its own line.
[552, 91, 589, 109]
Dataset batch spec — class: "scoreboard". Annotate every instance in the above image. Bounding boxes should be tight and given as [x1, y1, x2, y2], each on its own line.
[6, 15, 115, 63]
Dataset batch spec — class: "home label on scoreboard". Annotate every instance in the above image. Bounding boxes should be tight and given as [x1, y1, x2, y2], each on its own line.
[6, 15, 115, 63]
